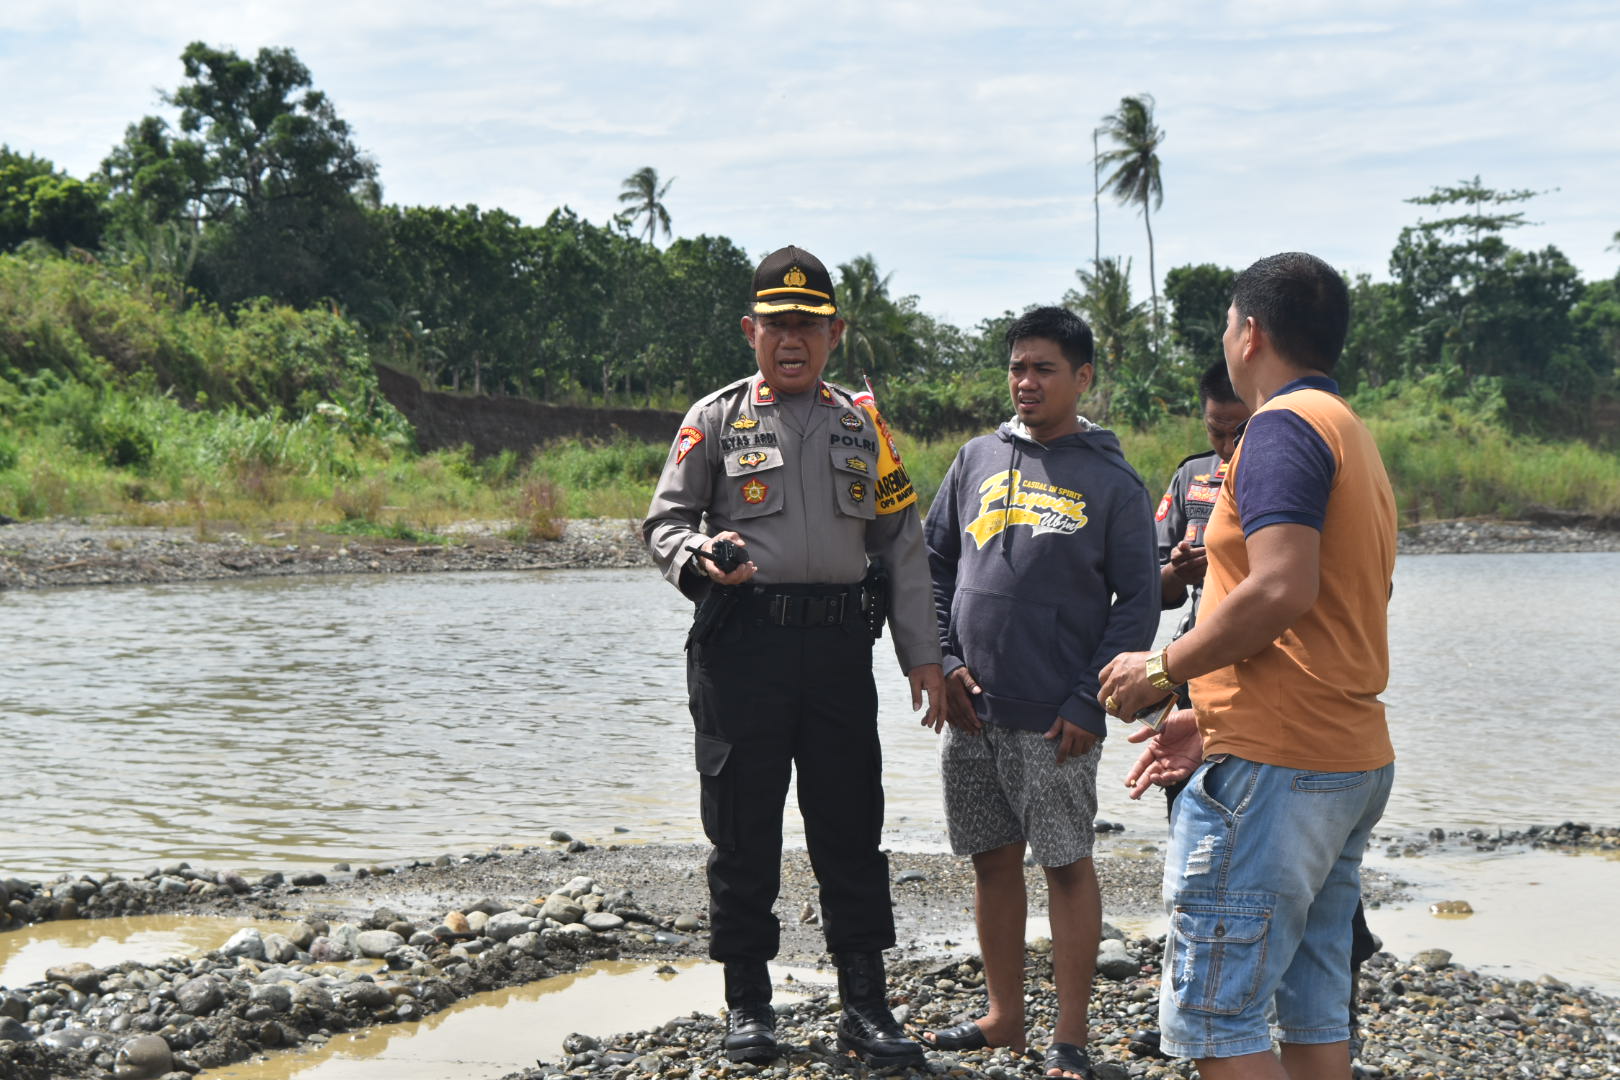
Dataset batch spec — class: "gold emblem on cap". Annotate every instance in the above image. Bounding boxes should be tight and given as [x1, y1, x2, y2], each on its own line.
[783, 266, 808, 288]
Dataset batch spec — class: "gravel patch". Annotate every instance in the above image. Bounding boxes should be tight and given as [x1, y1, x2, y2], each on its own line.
[3, 515, 1616, 592]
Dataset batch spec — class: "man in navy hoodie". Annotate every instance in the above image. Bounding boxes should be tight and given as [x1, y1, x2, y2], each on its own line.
[922, 306, 1159, 1078]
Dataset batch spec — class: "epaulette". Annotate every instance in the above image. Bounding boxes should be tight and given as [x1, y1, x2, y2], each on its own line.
[1174, 449, 1222, 471]
[688, 375, 756, 412]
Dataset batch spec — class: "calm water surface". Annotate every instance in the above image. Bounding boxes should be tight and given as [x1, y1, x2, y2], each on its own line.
[3, 553, 1617, 877]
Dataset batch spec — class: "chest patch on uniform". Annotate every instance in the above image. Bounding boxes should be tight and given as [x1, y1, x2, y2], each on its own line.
[741, 478, 769, 504]
[721, 431, 778, 452]
[674, 426, 704, 464]
[845, 456, 869, 473]
[731, 415, 758, 430]
[737, 451, 767, 468]
[1155, 491, 1173, 521]
[849, 480, 867, 502]
[839, 412, 864, 431]
[1188, 482, 1220, 504]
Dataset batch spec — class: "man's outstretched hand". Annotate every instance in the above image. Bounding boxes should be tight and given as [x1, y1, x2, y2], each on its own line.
[1122, 708, 1203, 799]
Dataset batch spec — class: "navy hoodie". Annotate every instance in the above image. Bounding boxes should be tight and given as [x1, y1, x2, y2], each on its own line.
[924, 417, 1160, 738]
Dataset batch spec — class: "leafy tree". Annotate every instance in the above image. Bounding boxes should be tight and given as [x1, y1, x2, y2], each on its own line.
[1097, 94, 1166, 343]
[1162, 263, 1234, 360]
[616, 166, 674, 247]
[1065, 256, 1159, 426]
[101, 42, 380, 308]
[832, 254, 910, 384]
[0, 147, 109, 252]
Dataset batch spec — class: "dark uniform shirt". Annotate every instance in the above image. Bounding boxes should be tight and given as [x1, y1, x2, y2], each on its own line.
[643, 373, 941, 674]
[1154, 449, 1228, 636]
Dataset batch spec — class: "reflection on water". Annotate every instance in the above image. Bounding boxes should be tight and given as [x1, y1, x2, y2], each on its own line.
[2, 555, 1617, 878]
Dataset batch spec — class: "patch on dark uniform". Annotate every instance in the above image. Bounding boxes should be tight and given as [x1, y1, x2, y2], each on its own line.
[1155, 491, 1173, 521]
[840, 412, 864, 431]
[845, 457, 869, 472]
[754, 383, 776, 406]
[849, 481, 867, 502]
[741, 478, 769, 504]
[737, 451, 767, 468]
[731, 415, 759, 430]
[818, 384, 836, 406]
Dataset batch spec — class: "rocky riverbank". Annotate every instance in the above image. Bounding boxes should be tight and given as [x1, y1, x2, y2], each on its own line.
[3, 514, 1618, 591]
[0, 838, 1614, 1080]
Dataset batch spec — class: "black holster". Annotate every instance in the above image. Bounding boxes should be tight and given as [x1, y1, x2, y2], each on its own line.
[686, 585, 740, 650]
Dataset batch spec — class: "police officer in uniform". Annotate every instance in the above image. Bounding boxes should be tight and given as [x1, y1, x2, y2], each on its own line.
[643, 245, 944, 1068]
[1154, 360, 1250, 634]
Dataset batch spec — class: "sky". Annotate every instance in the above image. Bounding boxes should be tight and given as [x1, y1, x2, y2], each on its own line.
[3, 0, 1617, 328]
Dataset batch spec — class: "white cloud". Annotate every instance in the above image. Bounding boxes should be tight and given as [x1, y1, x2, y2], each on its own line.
[3, 0, 1616, 325]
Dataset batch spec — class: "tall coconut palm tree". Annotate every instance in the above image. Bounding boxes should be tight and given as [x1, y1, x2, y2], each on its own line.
[617, 166, 674, 246]
[834, 254, 904, 382]
[1097, 94, 1166, 344]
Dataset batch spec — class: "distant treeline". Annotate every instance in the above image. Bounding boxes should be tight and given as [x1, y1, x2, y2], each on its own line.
[1, 41, 1618, 447]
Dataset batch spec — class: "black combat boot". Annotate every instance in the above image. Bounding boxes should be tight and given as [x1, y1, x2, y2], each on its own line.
[833, 951, 926, 1068]
[721, 962, 778, 1063]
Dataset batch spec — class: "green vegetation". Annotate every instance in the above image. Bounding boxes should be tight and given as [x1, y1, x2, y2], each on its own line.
[1, 45, 1616, 538]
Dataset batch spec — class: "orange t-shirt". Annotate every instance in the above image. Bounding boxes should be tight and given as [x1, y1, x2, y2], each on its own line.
[1191, 383, 1397, 771]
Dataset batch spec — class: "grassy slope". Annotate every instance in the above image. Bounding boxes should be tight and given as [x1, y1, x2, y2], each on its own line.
[2, 252, 1615, 534]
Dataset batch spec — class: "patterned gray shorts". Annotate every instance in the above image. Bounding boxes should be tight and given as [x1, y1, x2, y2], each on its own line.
[939, 722, 1101, 867]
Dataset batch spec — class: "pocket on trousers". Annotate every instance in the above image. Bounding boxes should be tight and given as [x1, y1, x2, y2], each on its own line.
[1293, 770, 1369, 793]
[695, 732, 734, 848]
[1167, 890, 1273, 1015]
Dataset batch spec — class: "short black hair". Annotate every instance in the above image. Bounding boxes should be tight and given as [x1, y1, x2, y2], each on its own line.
[1230, 252, 1349, 372]
[1198, 360, 1241, 406]
[1005, 306, 1095, 371]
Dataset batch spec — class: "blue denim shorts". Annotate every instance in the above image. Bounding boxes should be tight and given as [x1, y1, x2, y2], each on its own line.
[1158, 754, 1394, 1060]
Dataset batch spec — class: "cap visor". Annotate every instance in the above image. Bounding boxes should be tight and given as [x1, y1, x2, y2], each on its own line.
[752, 299, 837, 316]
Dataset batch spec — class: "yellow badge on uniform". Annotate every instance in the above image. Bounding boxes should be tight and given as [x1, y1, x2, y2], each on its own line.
[851, 385, 916, 515]
[845, 456, 869, 473]
[737, 451, 767, 468]
[741, 478, 769, 504]
[731, 415, 758, 430]
[849, 481, 867, 502]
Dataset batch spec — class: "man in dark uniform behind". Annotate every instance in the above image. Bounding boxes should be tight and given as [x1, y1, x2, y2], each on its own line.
[1153, 359, 1250, 634]
[643, 245, 945, 1069]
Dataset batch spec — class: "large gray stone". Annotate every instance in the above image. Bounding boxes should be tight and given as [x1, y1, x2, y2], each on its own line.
[485, 911, 538, 942]
[540, 895, 585, 924]
[558, 875, 596, 898]
[243, 984, 289, 1014]
[584, 911, 625, 932]
[114, 1033, 173, 1079]
[175, 975, 225, 1016]
[0, 1016, 32, 1041]
[1095, 938, 1140, 981]
[356, 930, 405, 958]
[221, 928, 266, 960]
[262, 932, 299, 964]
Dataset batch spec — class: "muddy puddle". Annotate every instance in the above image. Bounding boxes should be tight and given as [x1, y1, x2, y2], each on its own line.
[0, 914, 288, 990]
[199, 959, 827, 1080]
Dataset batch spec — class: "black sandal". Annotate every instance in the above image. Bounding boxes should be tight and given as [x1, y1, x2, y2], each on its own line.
[1043, 1041, 1096, 1078]
[921, 1019, 989, 1051]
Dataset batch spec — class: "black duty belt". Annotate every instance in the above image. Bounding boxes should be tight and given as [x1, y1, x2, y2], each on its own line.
[740, 584, 863, 629]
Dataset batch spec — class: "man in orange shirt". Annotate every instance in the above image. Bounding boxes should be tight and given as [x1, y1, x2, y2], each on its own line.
[1098, 252, 1396, 1080]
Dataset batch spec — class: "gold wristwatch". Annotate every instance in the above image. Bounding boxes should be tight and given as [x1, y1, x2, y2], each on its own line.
[1145, 648, 1178, 691]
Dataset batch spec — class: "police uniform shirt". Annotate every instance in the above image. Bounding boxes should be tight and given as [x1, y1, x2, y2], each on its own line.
[644, 373, 941, 674]
[1153, 449, 1228, 566]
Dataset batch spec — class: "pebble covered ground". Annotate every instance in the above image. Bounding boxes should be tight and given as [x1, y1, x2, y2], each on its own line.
[0, 838, 1614, 1079]
[4, 515, 1617, 591]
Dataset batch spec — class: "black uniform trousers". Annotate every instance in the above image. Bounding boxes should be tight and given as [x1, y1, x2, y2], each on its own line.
[687, 592, 896, 965]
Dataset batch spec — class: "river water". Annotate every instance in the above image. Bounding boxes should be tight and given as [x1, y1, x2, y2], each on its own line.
[5, 552, 1617, 875]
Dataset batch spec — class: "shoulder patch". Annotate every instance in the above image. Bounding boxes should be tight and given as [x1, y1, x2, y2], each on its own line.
[1155, 491, 1173, 522]
[674, 426, 704, 464]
